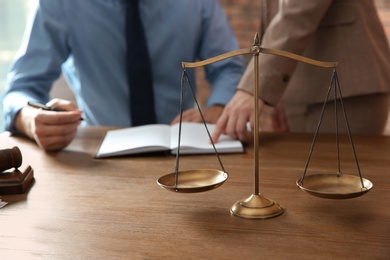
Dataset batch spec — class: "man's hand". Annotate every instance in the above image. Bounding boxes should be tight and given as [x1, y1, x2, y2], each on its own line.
[170, 105, 224, 125]
[211, 90, 264, 143]
[15, 99, 83, 151]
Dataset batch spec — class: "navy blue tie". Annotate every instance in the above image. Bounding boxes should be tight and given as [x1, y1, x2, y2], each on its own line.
[126, 0, 156, 126]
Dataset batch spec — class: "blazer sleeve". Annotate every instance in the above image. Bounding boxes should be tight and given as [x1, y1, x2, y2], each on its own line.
[237, 0, 333, 106]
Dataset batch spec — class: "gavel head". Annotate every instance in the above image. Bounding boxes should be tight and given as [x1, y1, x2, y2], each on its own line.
[0, 146, 23, 172]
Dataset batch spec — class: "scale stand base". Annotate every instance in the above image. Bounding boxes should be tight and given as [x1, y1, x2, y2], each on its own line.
[231, 194, 284, 219]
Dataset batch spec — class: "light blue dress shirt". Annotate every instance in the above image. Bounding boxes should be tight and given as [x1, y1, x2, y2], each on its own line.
[1, 0, 244, 131]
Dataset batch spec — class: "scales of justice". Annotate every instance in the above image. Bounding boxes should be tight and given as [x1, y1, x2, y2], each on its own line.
[157, 33, 373, 219]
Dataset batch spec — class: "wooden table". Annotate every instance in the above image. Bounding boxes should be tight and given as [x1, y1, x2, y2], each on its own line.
[0, 127, 389, 259]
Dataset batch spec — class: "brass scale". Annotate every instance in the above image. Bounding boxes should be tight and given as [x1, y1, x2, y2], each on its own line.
[157, 34, 373, 219]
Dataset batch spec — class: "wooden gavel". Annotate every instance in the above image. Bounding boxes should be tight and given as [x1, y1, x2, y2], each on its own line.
[0, 146, 22, 172]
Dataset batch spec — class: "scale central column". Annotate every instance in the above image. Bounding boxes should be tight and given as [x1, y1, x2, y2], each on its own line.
[230, 34, 284, 219]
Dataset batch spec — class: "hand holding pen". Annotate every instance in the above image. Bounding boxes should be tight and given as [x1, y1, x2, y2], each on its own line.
[15, 99, 84, 151]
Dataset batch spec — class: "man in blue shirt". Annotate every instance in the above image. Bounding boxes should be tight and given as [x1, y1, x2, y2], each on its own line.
[1, 0, 244, 151]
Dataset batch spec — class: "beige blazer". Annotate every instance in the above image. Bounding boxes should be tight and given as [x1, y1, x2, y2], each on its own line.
[239, 0, 390, 105]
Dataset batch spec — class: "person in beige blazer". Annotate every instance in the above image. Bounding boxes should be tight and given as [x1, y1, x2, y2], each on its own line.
[212, 0, 390, 142]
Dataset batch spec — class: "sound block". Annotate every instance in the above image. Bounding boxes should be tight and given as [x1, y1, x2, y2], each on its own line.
[0, 165, 34, 195]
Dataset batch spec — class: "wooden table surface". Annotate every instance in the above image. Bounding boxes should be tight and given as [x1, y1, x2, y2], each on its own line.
[0, 127, 389, 259]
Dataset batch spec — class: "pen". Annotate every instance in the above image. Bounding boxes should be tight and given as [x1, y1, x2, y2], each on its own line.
[27, 101, 86, 121]
[28, 101, 63, 111]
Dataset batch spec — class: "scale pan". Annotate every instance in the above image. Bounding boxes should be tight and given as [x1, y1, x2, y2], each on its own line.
[157, 169, 228, 193]
[297, 174, 373, 199]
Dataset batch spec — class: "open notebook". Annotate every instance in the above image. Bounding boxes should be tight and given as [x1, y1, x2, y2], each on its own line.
[95, 122, 244, 158]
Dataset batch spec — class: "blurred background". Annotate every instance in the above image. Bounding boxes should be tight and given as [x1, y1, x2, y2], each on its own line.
[0, 0, 34, 131]
[1, 0, 389, 134]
